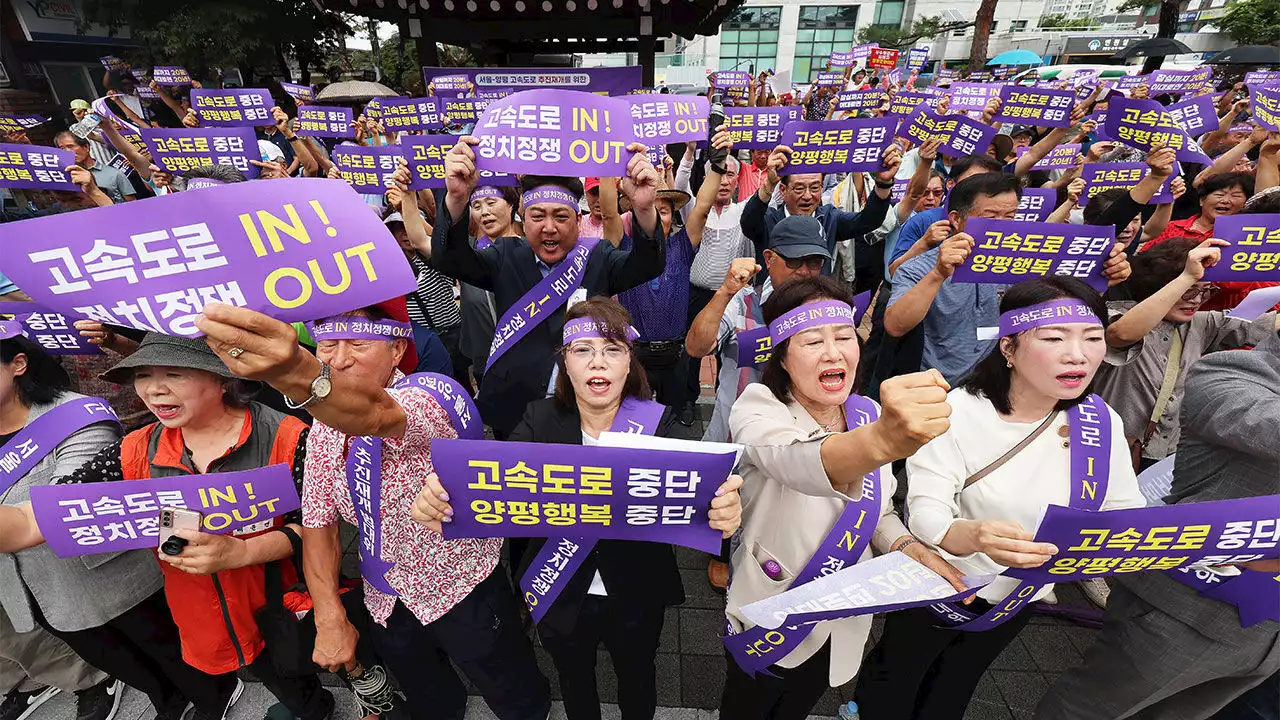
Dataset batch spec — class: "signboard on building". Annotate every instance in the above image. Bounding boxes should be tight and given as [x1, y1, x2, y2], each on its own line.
[12, 0, 135, 43]
[1064, 36, 1144, 55]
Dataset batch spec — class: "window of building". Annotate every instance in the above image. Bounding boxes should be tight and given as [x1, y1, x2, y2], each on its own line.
[791, 5, 860, 82]
[719, 6, 782, 73]
[1011, 19, 1028, 31]
[990, 20, 999, 31]
[953, 26, 968, 36]
[873, 0, 904, 27]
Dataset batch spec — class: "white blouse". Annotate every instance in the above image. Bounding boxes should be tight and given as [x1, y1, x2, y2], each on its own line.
[906, 388, 1143, 603]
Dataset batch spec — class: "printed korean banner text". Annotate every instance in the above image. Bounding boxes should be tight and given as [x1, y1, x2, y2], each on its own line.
[779, 119, 896, 174]
[190, 89, 274, 128]
[297, 106, 355, 138]
[1080, 163, 1175, 205]
[141, 128, 259, 178]
[0, 145, 77, 191]
[378, 98, 443, 133]
[901, 109, 997, 158]
[333, 146, 401, 194]
[723, 107, 802, 149]
[954, 218, 1115, 291]
[473, 89, 635, 177]
[1201, 215, 1280, 282]
[424, 66, 642, 97]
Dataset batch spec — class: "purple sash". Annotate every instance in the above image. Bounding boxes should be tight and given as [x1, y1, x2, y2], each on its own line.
[1168, 556, 1280, 627]
[519, 396, 665, 623]
[345, 373, 482, 597]
[723, 393, 883, 676]
[0, 397, 119, 498]
[927, 393, 1111, 631]
[485, 236, 601, 372]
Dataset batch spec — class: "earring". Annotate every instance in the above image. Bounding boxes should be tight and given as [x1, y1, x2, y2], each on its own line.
[1006, 360, 1013, 369]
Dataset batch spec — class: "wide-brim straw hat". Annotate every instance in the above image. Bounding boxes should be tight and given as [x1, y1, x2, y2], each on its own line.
[102, 333, 237, 384]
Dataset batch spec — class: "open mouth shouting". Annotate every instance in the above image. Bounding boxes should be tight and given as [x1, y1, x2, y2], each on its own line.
[818, 368, 847, 393]
[151, 403, 182, 421]
[585, 376, 612, 395]
[1055, 370, 1087, 389]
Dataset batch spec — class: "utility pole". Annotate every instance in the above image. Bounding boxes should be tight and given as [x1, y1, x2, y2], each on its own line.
[368, 18, 382, 81]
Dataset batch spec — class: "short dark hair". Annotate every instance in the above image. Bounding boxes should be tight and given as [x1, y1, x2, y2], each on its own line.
[519, 175, 584, 203]
[760, 276, 855, 405]
[1128, 237, 1200, 302]
[960, 277, 1108, 415]
[950, 154, 1005, 181]
[53, 131, 89, 148]
[183, 164, 248, 184]
[0, 336, 71, 407]
[553, 297, 651, 411]
[948, 172, 1021, 218]
[1081, 188, 1130, 226]
[1199, 172, 1254, 200]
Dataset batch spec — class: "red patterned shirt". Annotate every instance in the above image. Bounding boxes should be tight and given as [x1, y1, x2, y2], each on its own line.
[301, 370, 500, 626]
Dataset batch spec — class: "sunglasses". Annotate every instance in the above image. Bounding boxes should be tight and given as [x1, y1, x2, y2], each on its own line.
[780, 255, 826, 270]
[1180, 284, 1220, 303]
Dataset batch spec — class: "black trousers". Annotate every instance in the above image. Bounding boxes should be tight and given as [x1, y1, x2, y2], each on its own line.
[855, 603, 1034, 720]
[33, 589, 225, 714]
[719, 640, 832, 720]
[214, 648, 333, 720]
[685, 284, 718, 403]
[633, 341, 688, 409]
[370, 568, 550, 720]
[538, 596, 665, 720]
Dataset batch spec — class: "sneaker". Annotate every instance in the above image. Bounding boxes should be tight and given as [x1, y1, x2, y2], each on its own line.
[153, 696, 191, 720]
[1040, 588, 1059, 605]
[190, 679, 242, 720]
[75, 679, 123, 720]
[1080, 577, 1111, 608]
[0, 687, 60, 720]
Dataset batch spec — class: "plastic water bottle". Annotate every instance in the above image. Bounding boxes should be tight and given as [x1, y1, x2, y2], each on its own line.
[70, 111, 103, 139]
[837, 700, 861, 719]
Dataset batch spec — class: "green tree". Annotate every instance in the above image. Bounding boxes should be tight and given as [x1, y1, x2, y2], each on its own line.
[1117, 0, 1182, 72]
[1216, 0, 1280, 45]
[856, 17, 975, 49]
[1038, 13, 1095, 28]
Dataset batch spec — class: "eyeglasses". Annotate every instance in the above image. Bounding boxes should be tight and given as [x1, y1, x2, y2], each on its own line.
[781, 256, 826, 271]
[789, 185, 824, 197]
[1180, 284, 1220, 303]
[564, 344, 630, 363]
[923, 188, 946, 198]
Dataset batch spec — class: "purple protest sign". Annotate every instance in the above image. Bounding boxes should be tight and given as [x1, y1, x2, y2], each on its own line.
[378, 97, 443, 132]
[834, 90, 884, 113]
[1148, 67, 1213, 95]
[815, 71, 845, 88]
[829, 51, 855, 68]
[936, 69, 960, 82]
[1106, 97, 1211, 165]
[434, 439, 736, 554]
[151, 66, 192, 86]
[0, 114, 49, 134]
[1166, 95, 1218, 137]
[333, 146, 401, 194]
[476, 87, 515, 102]
[141, 128, 260, 179]
[0, 145, 77, 191]
[948, 82, 1002, 112]
[1116, 74, 1148, 90]
[1017, 143, 1081, 170]
[1005, 495, 1280, 585]
[1016, 188, 1058, 223]
[473, 89, 635, 177]
[429, 74, 471, 95]
[279, 82, 314, 104]
[1069, 69, 1101, 88]
[885, 91, 938, 119]
[190, 89, 273, 127]
[901, 109, 997, 158]
[997, 86, 1077, 128]
[400, 136, 452, 190]
[297, 106, 355, 138]
[907, 47, 929, 72]
[1245, 71, 1280, 86]
[425, 67, 642, 98]
[852, 43, 878, 61]
[1201, 215, 1280, 282]
[30, 464, 301, 558]
[444, 97, 482, 124]
[714, 71, 751, 90]
[954, 218, 1116, 291]
[1250, 85, 1280, 132]
[1086, 110, 1114, 140]
[0, 178, 416, 337]
[780, 118, 896, 174]
[629, 94, 709, 144]
[891, 177, 910, 204]
[1080, 163, 1175, 205]
[99, 56, 129, 72]
[724, 107, 801, 149]
[11, 310, 103, 355]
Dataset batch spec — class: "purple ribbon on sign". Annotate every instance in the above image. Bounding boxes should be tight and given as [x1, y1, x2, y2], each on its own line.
[562, 318, 639, 344]
[998, 299, 1101, 338]
[926, 393, 1111, 631]
[521, 185, 579, 210]
[723, 393, 883, 675]
[0, 397, 119, 498]
[519, 396, 665, 623]
[486, 236, 601, 372]
[769, 300, 856, 345]
[308, 317, 414, 341]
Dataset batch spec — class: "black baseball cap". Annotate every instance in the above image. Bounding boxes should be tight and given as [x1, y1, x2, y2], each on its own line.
[767, 215, 831, 261]
[1011, 125, 1034, 138]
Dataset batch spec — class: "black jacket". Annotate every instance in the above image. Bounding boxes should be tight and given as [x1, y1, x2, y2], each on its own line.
[739, 188, 891, 276]
[510, 398, 686, 632]
[430, 206, 665, 436]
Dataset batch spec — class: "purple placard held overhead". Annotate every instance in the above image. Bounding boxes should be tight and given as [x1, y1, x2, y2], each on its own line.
[1148, 67, 1214, 95]
[434, 439, 736, 554]
[0, 114, 49, 134]
[948, 82, 1003, 112]
[189, 89, 273, 127]
[279, 82, 314, 104]
[997, 86, 1077, 128]
[907, 47, 929, 72]
[1202, 215, 1280, 282]
[378, 97, 443, 132]
[1080, 163, 1175, 205]
[815, 71, 844, 88]
[1016, 188, 1058, 223]
[400, 136, 453, 190]
[901, 109, 997, 158]
[852, 43, 878, 61]
[834, 90, 884, 113]
[1106, 97, 1211, 164]
[1244, 71, 1280, 86]
[829, 51, 854, 68]
[723, 106, 802, 149]
[151, 66, 192, 86]
[936, 68, 960, 81]
[714, 71, 751, 90]
[8, 310, 102, 355]
[1116, 74, 1148, 90]
[1086, 110, 1113, 140]
[141, 128, 260, 178]
[628, 94, 709, 144]
[1166, 95, 1218, 137]
[99, 56, 129, 72]
[473, 89, 635, 177]
[332, 146, 401, 194]
[444, 97, 481, 124]
[1017, 143, 1081, 170]
[29, 464, 301, 558]
[885, 91, 938, 118]
[955, 218, 1115, 291]
[1250, 85, 1280, 132]
[427, 66, 642, 98]
[0, 178, 416, 337]
[779, 118, 896, 174]
[430, 74, 471, 95]
[297, 106, 355, 138]
[0, 145, 77, 191]
[890, 177, 910, 204]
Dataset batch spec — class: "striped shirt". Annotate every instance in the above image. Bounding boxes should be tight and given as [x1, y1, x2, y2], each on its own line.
[405, 256, 461, 331]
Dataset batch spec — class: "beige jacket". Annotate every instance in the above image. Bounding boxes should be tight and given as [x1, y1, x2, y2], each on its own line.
[726, 383, 909, 687]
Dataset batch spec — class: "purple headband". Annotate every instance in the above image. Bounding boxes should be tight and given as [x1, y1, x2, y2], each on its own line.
[998, 299, 1101, 338]
[768, 300, 856, 345]
[308, 316, 414, 341]
[470, 186, 506, 203]
[562, 318, 640, 345]
[521, 185, 579, 210]
[0, 320, 22, 340]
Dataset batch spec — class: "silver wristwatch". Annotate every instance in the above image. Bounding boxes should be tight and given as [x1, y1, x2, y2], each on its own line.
[285, 362, 333, 409]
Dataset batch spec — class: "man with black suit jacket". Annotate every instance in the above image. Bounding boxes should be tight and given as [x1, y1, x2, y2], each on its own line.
[430, 137, 666, 438]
